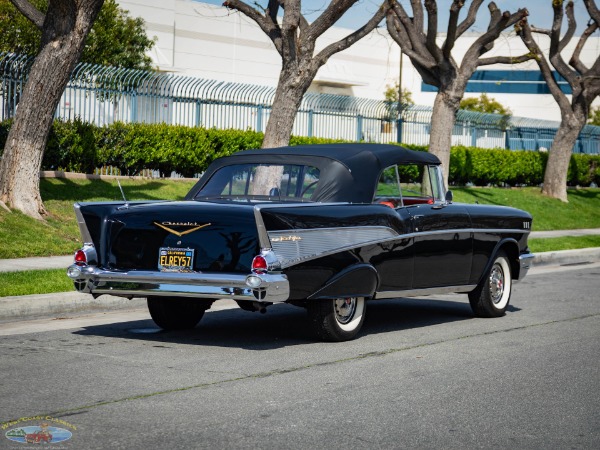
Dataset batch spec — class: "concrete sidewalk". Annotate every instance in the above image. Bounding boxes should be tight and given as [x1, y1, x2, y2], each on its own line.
[0, 255, 73, 273]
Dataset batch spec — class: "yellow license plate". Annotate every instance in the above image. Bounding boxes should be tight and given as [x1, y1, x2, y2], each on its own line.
[158, 247, 195, 272]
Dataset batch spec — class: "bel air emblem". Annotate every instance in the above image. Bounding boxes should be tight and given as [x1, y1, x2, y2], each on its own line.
[154, 221, 211, 237]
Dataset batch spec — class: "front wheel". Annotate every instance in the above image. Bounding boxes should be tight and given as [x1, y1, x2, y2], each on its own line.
[307, 297, 366, 342]
[469, 252, 512, 318]
[147, 297, 212, 330]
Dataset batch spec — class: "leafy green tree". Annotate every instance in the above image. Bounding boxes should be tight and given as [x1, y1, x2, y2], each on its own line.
[0, 0, 154, 69]
[460, 93, 511, 116]
[589, 106, 600, 126]
[383, 82, 413, 122]
[384, 83, 414, 106]
[0, 0, 44, 56]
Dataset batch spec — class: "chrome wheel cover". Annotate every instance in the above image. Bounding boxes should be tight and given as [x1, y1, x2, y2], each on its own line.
[334, 297, 357, 324]
[489, 263, 505, 304]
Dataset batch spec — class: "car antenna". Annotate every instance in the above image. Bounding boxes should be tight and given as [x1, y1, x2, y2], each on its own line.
[117, 178, 129, 209]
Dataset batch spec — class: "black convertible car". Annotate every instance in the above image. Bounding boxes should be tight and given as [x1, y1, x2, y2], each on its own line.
[67, 143, 534, 341]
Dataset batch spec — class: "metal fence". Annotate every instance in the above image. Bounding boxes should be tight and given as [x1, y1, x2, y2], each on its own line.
[1, 52, 599, 154]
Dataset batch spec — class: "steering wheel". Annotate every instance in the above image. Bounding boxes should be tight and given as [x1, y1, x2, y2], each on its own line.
[300, 181, 319, 197]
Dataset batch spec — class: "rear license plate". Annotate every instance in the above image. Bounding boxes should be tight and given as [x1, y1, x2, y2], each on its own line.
[158, 247, 195, 272]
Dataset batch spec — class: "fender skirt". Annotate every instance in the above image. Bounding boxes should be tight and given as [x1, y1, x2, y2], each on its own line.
[307, 263, 379, 300]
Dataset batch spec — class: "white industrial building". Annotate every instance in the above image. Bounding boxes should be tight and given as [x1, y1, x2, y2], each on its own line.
[117, 0, 600, 123]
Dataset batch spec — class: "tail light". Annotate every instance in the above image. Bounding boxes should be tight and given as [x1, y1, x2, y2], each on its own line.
[74, 249, 87, 266]
[251, 255, 268, 274]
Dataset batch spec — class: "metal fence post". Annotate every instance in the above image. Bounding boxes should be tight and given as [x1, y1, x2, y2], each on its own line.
[308, 109, 313, 138]
[471, 124, 478, 147]
[356, 115, 363, 142]
[256, 105, 263, 132]
[195, 100, 202, 127]
[396, 117, 403, 143]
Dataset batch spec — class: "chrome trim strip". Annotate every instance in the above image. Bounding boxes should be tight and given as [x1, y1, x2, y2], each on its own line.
[253, 205, 271, 250]
[267, 226, 529, 268]
[375, 285, 477, 299]
[268, 226, 400, 268]
[253, 202, 353, 249]
[73, 203, 93, 245]
[68, 266, 290, 303]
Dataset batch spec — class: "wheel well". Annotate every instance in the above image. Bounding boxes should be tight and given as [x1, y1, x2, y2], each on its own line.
[497, 241, 520, 279]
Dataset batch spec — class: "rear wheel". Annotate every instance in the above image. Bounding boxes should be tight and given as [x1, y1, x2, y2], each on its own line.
[147, 297, 212, 330]
[307, 297, 366, 342]
[469, 252, 512, 318]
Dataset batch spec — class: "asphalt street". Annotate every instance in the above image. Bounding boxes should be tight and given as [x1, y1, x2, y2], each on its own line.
[1, 262, 599, 449]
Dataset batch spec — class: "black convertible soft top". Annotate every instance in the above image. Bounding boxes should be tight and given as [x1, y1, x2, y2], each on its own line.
[187, 143, 441, 203]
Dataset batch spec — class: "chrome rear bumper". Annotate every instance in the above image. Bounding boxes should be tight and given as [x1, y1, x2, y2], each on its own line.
[67, 265, 290, 303]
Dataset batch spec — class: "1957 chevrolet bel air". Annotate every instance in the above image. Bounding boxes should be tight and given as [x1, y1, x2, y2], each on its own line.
[67, 143, 534, 341]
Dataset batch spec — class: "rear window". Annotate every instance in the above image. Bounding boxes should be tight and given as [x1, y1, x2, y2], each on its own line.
[195, 164, 320, 201]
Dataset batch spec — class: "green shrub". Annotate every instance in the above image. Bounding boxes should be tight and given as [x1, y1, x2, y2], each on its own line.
[1, 119, 599, 186]
[44, 118, 97, 173]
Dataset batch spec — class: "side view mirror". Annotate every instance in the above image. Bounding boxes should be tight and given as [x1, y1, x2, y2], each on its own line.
[445, 190, 453, 203]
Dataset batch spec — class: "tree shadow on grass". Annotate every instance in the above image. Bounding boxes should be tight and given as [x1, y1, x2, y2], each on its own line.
[567, 188, 600, 201]
[40, 177, 194, 202]
[452, 188, 501, 206]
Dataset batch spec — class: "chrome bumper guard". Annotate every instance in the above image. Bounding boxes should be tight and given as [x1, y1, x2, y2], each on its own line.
[67, 265, 290, 303]
[518, 252, 535, 280]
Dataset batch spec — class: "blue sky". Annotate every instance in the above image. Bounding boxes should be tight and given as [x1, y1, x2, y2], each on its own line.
[197, 0, 592, 33]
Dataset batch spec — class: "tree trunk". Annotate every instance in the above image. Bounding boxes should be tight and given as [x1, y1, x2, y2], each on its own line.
[251, 67, 310, 195]
[262, 69, 307, 149]
[0, 0, 103, 219]
[429, 90, 460, 187]
[541, 113, 587, 202]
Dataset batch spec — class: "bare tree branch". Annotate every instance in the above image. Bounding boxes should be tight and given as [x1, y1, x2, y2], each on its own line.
[9, 0, 44, 29]
[570, 22, 598, 73]
[583, 0, 600, 24]
[468, 5, 528, 59]
[558, 1, 577, 53]
[385, 11, 437, 75]
[409, 0, 424, 32]
[424, 0, 442, 62]
[456, 0, 484, 37]
[223, 0, 283, 55]
[518, 19, 572, 112]
[307, 0, 359, 41]
[443, 0, 464, 59]
[314, 1, 388, 66]
[545, 0, 579, 86]
[478, 53, 535, 66]
[530, 26, 551, 36]
[280, 0, 301, 62]
[389, 0, 433, 63]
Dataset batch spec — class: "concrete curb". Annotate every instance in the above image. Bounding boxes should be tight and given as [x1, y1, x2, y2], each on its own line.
[0, 248, 598, 323]
[531, 247, 600, 266]
[0, 292, 146, 322]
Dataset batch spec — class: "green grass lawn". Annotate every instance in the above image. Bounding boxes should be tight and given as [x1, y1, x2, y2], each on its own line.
[452, 187, 600, 231]
[0, 269, 73, 297]
[528, 235, 600, 253]
[0, 178, 195, 259]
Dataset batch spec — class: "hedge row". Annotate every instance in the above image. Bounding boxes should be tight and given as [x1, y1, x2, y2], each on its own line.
[1, 119, 599, 185]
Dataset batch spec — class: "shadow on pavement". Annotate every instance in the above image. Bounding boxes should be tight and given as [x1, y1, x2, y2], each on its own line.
[74, 297, 519, 350]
